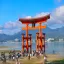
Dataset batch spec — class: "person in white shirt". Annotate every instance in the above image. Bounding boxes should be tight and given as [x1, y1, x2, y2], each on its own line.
[43, 54, 47, 64]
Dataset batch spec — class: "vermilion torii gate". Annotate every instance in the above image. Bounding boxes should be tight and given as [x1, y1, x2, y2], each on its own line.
[19, 14, 50, 54]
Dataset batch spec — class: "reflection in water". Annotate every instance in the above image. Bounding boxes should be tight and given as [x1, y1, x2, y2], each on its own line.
[0, 42, 64, 56]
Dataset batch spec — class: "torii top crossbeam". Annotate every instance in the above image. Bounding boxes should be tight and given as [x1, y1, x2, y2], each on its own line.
[19, 14, 50, 24]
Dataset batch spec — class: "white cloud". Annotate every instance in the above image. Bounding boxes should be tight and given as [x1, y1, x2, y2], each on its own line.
[0, 25, 3, 29]
[0, 5, 64, 35]
[3, 28, 21, 35]
[35, 5, 64, 29]
[54, 0, 62, 4]
[25, 16, 32, 19]
[4, 21, 22, 29]
[35, 12, 49, 18]
[47, 5, 64, 29]
[58, 0, 61, 2]
[0, 30, 3, 34]
[0, 21, 23, 35]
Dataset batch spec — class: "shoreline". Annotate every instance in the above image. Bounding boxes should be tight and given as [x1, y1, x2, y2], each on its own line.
[0, 48, 63, 64]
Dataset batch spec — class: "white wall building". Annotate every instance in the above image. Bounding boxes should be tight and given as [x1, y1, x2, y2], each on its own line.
[47, 38, 54, 42]
[59, 39, 63, 42]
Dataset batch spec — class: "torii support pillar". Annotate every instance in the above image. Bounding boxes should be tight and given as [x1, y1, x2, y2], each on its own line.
[22, 33, 32, 54]
[36, 33, 45, 53]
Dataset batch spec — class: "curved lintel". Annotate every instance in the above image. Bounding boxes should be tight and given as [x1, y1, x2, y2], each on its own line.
[19, 14, 50, 24]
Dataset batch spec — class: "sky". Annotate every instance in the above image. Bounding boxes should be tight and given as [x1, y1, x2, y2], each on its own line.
[0, 0, 64, 35]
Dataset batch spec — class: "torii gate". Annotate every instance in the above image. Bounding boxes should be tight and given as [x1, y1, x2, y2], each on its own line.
[19, 14, 50, 54]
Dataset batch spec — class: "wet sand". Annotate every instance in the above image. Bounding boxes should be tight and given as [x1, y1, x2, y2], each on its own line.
[0, 54, 63, 64]
[19, 54, 64, 64]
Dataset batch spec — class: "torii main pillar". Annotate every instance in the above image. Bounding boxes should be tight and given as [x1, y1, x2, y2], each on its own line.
[19, 14, 50, 54]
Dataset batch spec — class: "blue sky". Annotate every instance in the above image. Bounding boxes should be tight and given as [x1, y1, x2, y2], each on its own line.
[0, 0, 64, 34]
[0, 0, 63, 25]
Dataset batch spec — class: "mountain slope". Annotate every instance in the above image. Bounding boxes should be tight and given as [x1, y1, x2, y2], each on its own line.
[0, 27, 64, 42]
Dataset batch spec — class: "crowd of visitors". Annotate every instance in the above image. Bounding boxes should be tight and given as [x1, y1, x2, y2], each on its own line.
[0, 50, 48, 64]
[0, 50, 21, 64]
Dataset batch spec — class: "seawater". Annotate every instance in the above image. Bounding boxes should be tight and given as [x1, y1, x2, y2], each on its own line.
[0, 41, 64, 56]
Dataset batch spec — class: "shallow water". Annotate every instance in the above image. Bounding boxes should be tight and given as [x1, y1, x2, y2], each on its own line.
[0, 41, 64, 56]
[45, 42, 64, 55]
